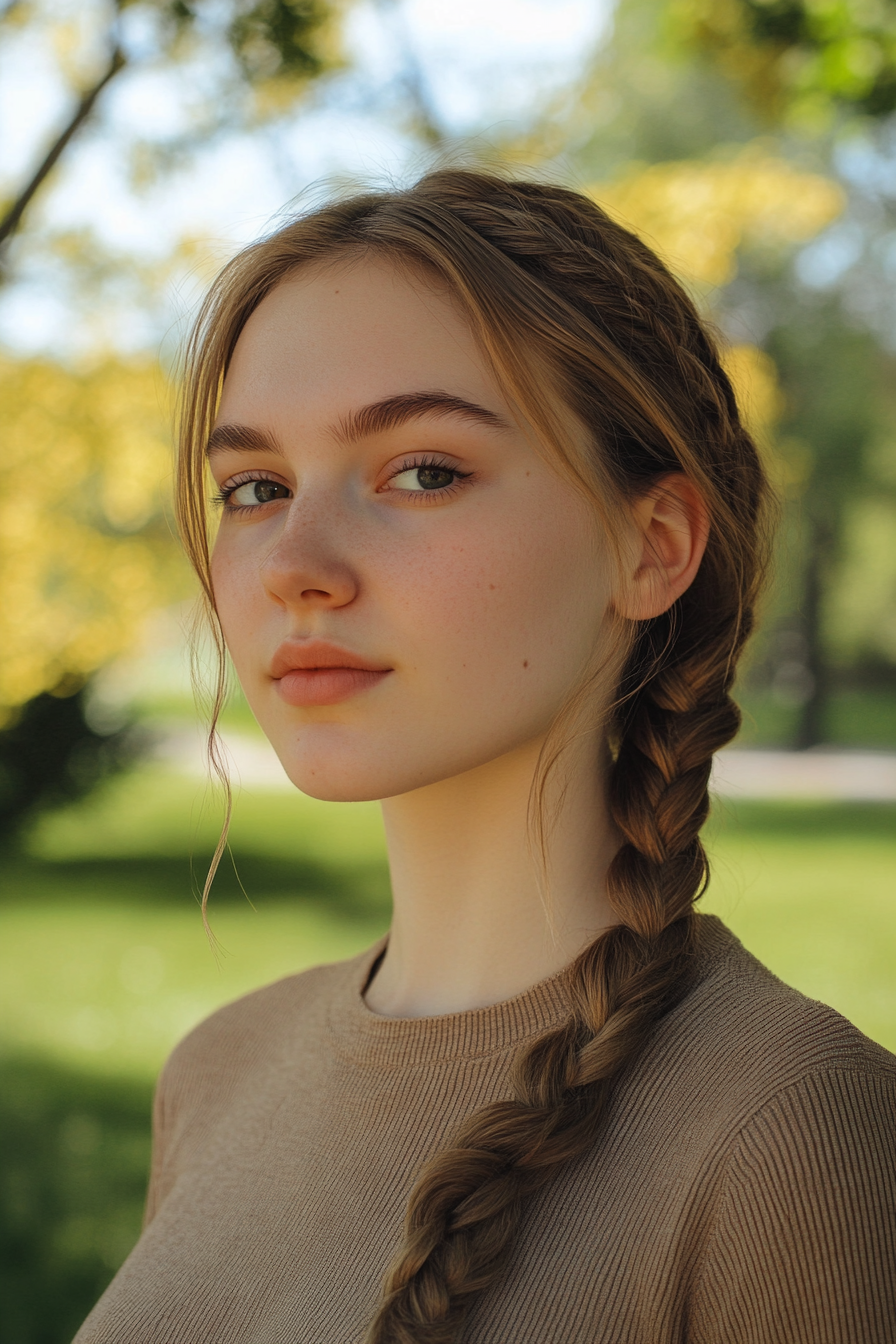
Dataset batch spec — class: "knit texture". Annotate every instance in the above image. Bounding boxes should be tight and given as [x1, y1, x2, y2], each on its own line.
[75, 915, 896, 1343]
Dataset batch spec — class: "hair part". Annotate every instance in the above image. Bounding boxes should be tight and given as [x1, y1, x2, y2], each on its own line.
[175, 168, 772, 1342]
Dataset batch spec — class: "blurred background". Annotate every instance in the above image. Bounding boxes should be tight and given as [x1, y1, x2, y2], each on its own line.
[1, 1, 895, 1338]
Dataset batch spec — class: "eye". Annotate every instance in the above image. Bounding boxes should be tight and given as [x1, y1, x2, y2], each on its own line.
[386, 457, 472, 496]
[391, 465, 456, 491]
[216, 476, 292, 510]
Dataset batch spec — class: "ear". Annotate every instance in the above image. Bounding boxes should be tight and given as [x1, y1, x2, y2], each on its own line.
[614, 474, 709, 622]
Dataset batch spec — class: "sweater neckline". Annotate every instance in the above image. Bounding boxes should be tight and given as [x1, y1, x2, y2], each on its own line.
[326, 941, 572, 1069]
[324, 914, 738, 1070]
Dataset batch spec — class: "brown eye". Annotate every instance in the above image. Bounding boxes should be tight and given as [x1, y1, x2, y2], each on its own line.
[416, 467, 455, 490]
[229, 479, 291, 506]
[391, 464, 459, 492]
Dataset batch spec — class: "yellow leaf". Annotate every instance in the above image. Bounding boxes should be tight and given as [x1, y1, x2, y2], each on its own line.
[591, 145, 844, 288]
[0, 356, 188, 713]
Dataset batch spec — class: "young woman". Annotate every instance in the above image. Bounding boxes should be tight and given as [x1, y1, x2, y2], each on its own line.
[76, 170, 894, 1343]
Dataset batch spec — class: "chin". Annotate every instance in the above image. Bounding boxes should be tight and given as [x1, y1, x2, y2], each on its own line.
[267, 719, 532, 805]
[285, 770, 387, 806]
[269, 727, 417, 804]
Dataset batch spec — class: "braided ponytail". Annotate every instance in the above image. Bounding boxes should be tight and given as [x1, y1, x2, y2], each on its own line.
[175, 169, 771, 1344]
[365, 635, 749, 1344]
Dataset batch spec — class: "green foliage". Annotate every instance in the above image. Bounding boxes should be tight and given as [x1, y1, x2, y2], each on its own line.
[0, 356, 185, 719]
[0, 0, 344, 258]
[2, 767, 390, 1075]
[568, 0, 896, 742]
[829, 501, 896, 665]
[229, 0, 331, 80]
[672, 0, 896, 123]
[758, 300, 896, 736]
[0, 354, 190, 838]
[123, 0, 334, 81]
[736, 686, 896, 744]
[0, 687, 135, 844]
[766, 307, 885, 518]
[568, 0, 761, 171]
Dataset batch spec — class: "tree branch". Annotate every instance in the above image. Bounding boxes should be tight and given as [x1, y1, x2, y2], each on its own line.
[0, 46, 127, 253]
[372, 0, 446, 147]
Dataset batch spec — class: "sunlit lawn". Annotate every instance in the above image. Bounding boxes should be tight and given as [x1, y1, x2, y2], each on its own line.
[3, 769, 392, 1081]
[3, 765, 894, 1075]
[1, 763, 894, 1342]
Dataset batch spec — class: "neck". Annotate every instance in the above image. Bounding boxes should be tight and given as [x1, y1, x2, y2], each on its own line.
[365, 734, 620, 1018]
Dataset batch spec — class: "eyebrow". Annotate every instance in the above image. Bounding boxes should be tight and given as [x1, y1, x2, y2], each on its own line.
[205, 391, 510, 458]
[206, 423, 283, 457]
[333, 391, 511, 444]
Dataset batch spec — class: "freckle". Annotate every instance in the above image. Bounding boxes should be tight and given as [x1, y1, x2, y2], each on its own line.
[523, 660, 529, 669]
[489, 584, 495, 591]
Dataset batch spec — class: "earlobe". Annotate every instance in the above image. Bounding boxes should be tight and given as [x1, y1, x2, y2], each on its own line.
[615, 474, 709, 622]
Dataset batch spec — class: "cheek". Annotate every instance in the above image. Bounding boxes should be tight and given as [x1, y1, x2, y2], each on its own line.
[209, 541, 266, 660]
[394, 500, 611, 716]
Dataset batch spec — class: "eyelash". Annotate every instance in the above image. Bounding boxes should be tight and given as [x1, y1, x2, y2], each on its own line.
[212, 471, 283, 514]
[212, 456, 475, 513]
[385, 454, 474, 502]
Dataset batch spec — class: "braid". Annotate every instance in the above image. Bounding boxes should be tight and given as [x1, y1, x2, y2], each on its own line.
[366, 657, 743, 1344]
[359, 176, 767, 1344]
[176, 168, 770, 1344]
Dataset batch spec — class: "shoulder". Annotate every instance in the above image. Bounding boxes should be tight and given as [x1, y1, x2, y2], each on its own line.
[679, 925, 896, 1340]
[641, 915, 896, 1145]
[156, 941, 381, 1119]
[143, 942, 381, 1223]
[654, 920, 896, 1338]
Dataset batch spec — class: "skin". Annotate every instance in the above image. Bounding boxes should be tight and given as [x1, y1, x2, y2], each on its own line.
[209, 257, 707, 1017]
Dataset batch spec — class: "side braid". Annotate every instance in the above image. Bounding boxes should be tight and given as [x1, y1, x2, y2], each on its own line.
[365, 633, 747, 1344]
[174, 169, 770, 1344]
[361, 181, 765, 1344]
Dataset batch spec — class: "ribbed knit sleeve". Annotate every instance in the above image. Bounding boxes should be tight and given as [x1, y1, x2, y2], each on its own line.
[691, 1068, 896, 1343]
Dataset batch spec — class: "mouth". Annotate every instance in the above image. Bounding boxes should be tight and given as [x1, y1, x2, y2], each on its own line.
[270, 640, 393, 708]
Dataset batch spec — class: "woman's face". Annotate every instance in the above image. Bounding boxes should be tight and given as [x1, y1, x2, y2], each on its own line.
[209, 257, 623, 802]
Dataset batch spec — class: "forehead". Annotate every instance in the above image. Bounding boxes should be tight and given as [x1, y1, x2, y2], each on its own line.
[219, 257, 501, 425]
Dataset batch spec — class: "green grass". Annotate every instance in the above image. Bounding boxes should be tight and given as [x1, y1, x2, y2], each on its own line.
[1, 770, 894, 1342]
[700, 801, 896, 1051]
[4, 768, 392, 1080]
[4, 769, 893, 1074]
[1, 1057, 153, 1344]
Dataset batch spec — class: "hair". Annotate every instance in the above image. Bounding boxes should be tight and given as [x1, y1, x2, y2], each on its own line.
[175, 168, 771, 1343]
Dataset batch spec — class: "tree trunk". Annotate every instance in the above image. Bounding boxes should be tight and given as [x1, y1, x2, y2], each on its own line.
[794, 515, 833, 749]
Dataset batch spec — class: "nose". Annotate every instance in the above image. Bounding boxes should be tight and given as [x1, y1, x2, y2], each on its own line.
[259, 504, 359, 612]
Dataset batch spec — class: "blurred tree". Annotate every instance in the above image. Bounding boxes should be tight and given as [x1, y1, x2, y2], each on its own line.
[0, 355, 186, 839]
[0, 0, 342, 258]
[0, 0, 346, 838]
[560, 0, 896, 746]
[664, 0, 896, 744]
[593, 146, 844, 291]
[669, 0, 896, 126]
[763, 307, 896, 745]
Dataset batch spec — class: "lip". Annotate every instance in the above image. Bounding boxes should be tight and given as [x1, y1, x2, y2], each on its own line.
[270, 640, 393, 707]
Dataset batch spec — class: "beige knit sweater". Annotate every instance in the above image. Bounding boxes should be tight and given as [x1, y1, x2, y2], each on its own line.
[75, 916, 895, 1343]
